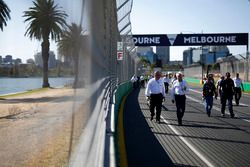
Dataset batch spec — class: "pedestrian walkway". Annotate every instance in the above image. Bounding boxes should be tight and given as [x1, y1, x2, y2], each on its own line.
[123, 88, 206, 167]
[122, 87, 250, 167]
[123, 88, 174, 167]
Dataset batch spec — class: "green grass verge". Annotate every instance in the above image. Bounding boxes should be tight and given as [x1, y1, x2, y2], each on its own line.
[0, 88, 50, 99]
[186, 80, 250, 95]
[243, 90, 250, 94]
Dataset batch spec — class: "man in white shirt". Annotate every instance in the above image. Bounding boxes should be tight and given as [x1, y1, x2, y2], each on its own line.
[233, 73, 244, 106]
[140, 75, 145, 88]
[171, 72, 189, 126]
[216, 75, 225, 104]
[145, 71, 166, 123]
[130, 74, 137, 89]
[163, 73, 170, 94]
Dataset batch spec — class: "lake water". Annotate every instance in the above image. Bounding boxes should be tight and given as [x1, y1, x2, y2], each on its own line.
[0, 77, 74, 95]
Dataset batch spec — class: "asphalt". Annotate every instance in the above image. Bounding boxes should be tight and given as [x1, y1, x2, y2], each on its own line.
[123, 86, 250, 167]
[123, 88, 174, 167]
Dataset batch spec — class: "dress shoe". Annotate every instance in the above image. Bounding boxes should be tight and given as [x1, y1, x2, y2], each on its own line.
[156, 120, 160, 124]
[207, 112, 211, 117]
[178, 120, 182, 126]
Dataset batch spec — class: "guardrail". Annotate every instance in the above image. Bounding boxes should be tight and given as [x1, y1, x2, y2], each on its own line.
[113, 82, 132, 126]
[69, 77, 114, 167]
[69, 79, 132, 167]
[113, 81, 132, 166]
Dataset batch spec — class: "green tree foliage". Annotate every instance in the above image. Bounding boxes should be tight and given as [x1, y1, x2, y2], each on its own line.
[58, 23, 84, 88]
[140, 57, 150, 64]
[0, 0, 11, 31]
[23, 0, 67, 87]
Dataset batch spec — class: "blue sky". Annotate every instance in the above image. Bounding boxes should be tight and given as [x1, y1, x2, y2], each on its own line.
[0, 0, 250, 62]
[0, 0, 58, 63]
[0, 0, 42, 62]
[131, 0, 250, 60]
[0, 0, 80, 62]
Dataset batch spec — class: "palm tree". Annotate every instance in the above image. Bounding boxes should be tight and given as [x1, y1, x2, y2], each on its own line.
[0, 0, 11, 31]
[23, 0, 67, 87]
[58, 23, 84, 88]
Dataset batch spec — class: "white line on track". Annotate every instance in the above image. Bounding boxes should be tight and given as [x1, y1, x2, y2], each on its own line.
[159, 87, 250, 167]
[185, 94, 250, 123]
[160, 89, 250, 166]
[189, 88, 250, 107]
[160, 116, 215, 167]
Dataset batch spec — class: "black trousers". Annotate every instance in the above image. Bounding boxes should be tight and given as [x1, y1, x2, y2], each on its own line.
[234, 87, 242, 105]
[150, 94, 163, 121]
[164, 82, 169, 94]
[221, 94, 234, 116]
[175, 95, 186, 122]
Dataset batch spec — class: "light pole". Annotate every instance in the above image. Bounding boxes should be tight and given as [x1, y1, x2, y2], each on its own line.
[246, 49, 249, 82]
[200, 46, 205, 85]
[246, 0, 250, 81]
[200, 63, 204, 84]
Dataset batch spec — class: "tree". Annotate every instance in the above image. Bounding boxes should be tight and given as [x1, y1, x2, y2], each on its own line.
[58, 23, 84, 88]
[0, 0, 11, 31]
[140, 57, 150, 66]
[23, 0, 67, 87]
[26, 58, 35, 64]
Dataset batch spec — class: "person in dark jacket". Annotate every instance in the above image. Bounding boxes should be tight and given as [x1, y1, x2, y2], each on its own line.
[220, 72, 235, 118]
[216, 75, 225, 104]
[202, 76, 217, 117]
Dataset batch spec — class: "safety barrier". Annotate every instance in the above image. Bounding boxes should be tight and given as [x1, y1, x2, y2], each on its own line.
[243, 83, 250, 91]
[69, 78, 113, 167]
[69, 79, 132, 167]
[185, 77, 201, 85]
[114, 82, 133, 124]
[113, 81, 132, 166]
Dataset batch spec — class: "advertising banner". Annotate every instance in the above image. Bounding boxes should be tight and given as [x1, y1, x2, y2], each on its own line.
[132, 33, 248, 46]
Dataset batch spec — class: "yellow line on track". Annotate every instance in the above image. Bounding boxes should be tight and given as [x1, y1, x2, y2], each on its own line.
[117, 94, 129, 167]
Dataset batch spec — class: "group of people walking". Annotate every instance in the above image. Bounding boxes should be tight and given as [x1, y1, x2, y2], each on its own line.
[145, 71, 188, 125]
[131, 74, 150, 89]
[203, 72, 244, 118]
[143, 70, 244, 126]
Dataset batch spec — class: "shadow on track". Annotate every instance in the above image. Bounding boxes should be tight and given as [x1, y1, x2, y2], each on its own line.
[123, 88, 176, 167]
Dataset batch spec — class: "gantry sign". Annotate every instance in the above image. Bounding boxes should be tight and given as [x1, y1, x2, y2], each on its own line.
[132, 33, 248, 46]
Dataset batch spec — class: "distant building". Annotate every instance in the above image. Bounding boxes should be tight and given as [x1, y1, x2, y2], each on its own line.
[58, 53, 73, 67]
[14, 58, 22, 64]
[210, 46, 230, 61]
[34, 52, 43, 67]
[137, 49, 158, 64]
[48, 52, 57, 68]
[183, 48, 193, 66]
[156, 46, 170, 65]
[34, 51, 57, 68]
[183, 46, 229, 66]
[0, 56, 2, 64]
[3, 55, 13, 63]
[136, 46, 163, 65]
[136, 46, 153, 56]
[168, 61, 183, 66]
[192, 48, 203, 63]
[26, 58, 35, 64]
